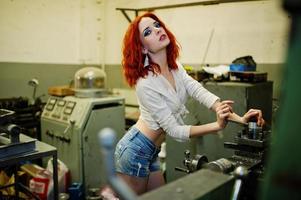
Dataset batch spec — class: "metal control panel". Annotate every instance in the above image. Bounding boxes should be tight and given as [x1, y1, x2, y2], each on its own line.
[43, 97, 76, 124]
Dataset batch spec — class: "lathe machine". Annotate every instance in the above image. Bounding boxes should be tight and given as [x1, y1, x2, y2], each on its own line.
[139, 120, 270, 200]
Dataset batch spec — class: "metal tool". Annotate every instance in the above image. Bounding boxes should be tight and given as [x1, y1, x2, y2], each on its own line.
[0, 109, 20, 143]
[231, 166, 248, 200]
[98, 128, 137, 200]
[228, 117, 264, 140]
[0, 109, 36, 159]
[175, 150, 234, 174]
[175, 150, 208, 174]
[0, 124, 21, 143]
[205, 158, 234, 174]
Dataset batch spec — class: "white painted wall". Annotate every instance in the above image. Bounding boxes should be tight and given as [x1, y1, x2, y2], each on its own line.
[0, 0, 104, 64]
[0, 0, 290, 65]
[107, 0, 290, 64]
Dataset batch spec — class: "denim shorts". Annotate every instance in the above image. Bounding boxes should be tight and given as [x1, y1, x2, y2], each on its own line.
[114, 126, 161, 177]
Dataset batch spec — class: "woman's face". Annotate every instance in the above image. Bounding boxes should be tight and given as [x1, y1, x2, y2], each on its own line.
[138, 17, 170, 54]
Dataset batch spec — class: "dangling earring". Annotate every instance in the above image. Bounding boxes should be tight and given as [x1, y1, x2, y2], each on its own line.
[144, 54, 149, 68]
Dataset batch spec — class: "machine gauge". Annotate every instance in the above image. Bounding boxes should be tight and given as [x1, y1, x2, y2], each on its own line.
[64, 101, 76, 115]
[49, 98, 57, 104]
[66, 101, 76, 109]
[58, 100, 66, 106]
[64, 108, 73, 115]
[46, 98, 57, 111]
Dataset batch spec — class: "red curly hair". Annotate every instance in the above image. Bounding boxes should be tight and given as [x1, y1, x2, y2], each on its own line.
[122, 12, 180, 87]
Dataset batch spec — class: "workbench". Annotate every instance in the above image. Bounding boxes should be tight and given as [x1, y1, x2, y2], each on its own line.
[0, 136, 58, 199]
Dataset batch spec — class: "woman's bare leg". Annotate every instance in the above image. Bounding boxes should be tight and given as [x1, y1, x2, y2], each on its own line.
[147, 171, 165, 192]
[117, 172, 148, 195]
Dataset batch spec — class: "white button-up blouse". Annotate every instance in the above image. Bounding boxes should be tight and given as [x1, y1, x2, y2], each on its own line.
[136, 62, 220, 142]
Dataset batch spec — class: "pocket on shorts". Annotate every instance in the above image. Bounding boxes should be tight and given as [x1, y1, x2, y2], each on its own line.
[115, 143, 128, 159]
[135, 145, 152, 160]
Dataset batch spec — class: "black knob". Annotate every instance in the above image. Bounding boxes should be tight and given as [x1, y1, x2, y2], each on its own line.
[248, 116, 257, 123]
[184, 150, 190, 158]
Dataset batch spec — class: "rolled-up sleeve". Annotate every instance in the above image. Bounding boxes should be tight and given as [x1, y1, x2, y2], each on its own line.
[178, 65, 220, 109]
[136, 83, 191, 142]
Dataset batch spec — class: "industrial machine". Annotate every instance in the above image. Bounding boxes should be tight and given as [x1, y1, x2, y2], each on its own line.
[170, 120, 270, 200]
[41, 67, 125, 193]
[90, 115, 267, 200]
[0, 96, 43, 140]
[138, 120, 270, 200]
[166, 81, 273, 182]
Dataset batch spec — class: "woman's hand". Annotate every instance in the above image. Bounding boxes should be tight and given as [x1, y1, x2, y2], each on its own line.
[242, 109, 265, 127]
[215, 100, 234, 129]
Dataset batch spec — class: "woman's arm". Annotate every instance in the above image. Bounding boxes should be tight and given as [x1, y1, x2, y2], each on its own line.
[238, 109, 265, 126]
[189, 100, 265, 138]
[211, 100, 265, 126]
[189, 122, 222, 138]
[190, 100, 233, 138]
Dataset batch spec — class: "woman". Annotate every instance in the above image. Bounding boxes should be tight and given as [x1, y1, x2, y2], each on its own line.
[114, 12, 264, 196]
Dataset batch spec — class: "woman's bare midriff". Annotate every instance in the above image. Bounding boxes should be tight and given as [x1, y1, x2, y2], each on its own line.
[135, 118, 166, 147]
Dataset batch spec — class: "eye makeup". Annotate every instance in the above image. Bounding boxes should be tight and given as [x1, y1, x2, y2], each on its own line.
[143, 28, 151, 37]
[154, 21, 161, 28]
[142, 21, 161, 37]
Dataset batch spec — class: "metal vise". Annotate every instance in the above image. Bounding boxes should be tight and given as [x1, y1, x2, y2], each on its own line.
[0, 109, 21, 143]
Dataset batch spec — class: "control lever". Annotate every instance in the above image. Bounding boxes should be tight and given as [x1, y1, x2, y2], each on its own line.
[98, 128, 137, 200]
[28, 78, 39, 105]
[64, 119, 75, 134]
[231, 166, 248, 200]
[174, 167, 190, 173]
[63, 119, 75, 141]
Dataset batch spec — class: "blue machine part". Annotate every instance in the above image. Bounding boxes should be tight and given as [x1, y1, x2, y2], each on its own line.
[229, 64, 256, 72]
[68, 182, 84, 200]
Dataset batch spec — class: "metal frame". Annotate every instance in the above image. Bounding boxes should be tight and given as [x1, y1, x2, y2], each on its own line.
[116, 0, 269, 23]
[0, 137, 58, 200]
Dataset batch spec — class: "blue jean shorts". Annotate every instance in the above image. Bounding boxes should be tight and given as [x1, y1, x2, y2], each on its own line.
[114, 126, 161, 177]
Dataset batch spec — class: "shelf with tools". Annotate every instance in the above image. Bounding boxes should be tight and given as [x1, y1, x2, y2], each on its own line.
[0, 134, 58, 199]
